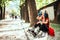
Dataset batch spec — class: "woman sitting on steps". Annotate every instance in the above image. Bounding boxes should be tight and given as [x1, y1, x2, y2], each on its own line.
[28, 10, 49, 37]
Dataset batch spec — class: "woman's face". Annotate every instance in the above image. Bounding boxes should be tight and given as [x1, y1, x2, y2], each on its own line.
[36, 16, 42, 20]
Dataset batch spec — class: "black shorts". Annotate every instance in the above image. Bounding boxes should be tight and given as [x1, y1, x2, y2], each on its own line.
[34, 23, 48, 32]
[40, 24, 48, 32]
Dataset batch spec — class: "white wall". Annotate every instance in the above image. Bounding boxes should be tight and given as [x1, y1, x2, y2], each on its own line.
[41, 6, 54, 21]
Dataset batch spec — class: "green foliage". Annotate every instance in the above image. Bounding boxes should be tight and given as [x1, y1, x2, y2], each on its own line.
[11, 9, 20, 16]
[20, 0, 25, 6]
[35, 0, 56, 10]
[11, 9, 16, 15]
[51, 23, 60, 32]
[36, 0, 43, 2]
[0, 0, 12, 7]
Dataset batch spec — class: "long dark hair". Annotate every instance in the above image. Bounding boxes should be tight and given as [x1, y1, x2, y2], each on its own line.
[44, 10, 49, 19]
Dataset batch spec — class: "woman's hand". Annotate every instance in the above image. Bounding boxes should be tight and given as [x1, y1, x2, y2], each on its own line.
[37, 21, 40, 24]
[37, 21, 42, 25]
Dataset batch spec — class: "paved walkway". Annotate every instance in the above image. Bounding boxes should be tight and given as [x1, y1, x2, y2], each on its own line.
[0, 19, 30, 40]
[0, 19, 59, 40]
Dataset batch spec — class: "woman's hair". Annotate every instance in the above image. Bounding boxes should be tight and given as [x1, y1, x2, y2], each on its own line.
[44, 10, 49, 18]
[38, 11, 42, 17]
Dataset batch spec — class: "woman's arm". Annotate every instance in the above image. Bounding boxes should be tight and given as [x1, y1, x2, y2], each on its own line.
[42, 18, 49, 24]
[41, 14, 49, 24]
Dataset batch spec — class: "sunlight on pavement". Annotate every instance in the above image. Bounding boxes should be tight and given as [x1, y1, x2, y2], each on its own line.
[0, 19, 48, 40]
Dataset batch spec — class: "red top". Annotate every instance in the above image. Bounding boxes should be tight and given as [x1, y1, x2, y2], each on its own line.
[45, 18, 49, 28]
[42, 15, 49, 28]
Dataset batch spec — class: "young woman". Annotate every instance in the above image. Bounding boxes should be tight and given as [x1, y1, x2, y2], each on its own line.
[28, 11, 49, 37]
[35, 10, 49, 37]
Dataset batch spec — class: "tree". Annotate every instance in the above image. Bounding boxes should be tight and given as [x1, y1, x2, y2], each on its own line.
[27, 0, 37, 27]
[24, 0, 29, 23]
[20, 4, 25, 20]
[0, 0, 2, 20]
[20, 0, 25, 20]
[0, 0, 12, 19]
